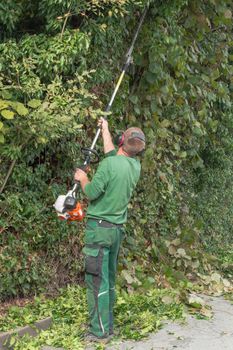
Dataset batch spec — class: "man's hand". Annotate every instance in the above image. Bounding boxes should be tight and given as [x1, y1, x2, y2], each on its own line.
[98, 117, 115, 154]
[98, 117, 109, 133]
[74, 168, 88, 182]
[74, 168, 90, 192]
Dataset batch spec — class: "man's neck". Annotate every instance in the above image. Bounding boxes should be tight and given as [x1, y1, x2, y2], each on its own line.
[117, 147, 129, 157]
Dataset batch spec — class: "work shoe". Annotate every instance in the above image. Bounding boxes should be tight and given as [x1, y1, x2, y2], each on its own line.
[85, 332, 113, 344]
[109, 329, 119, 336]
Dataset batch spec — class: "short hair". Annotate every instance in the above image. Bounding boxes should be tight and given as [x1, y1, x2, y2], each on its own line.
[122, 127, 146, 156]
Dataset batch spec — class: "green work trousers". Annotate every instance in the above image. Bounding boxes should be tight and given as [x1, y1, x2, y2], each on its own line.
[83, 219, 124, 338]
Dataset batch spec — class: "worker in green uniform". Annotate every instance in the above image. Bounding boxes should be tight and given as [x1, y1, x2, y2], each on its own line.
[74, 117, 145, 341]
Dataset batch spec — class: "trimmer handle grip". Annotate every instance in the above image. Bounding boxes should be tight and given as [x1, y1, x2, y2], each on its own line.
[75, 164, 90, 173]
[73, 181, 81, 191]
[73, 164, 89, 188]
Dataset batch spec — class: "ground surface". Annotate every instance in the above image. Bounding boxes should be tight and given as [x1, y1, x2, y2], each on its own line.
[84, 295, 233, 350]
[42, 295, 233, 350]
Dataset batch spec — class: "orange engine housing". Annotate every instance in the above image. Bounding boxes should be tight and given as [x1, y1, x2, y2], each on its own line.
[67, 202, 85, 221]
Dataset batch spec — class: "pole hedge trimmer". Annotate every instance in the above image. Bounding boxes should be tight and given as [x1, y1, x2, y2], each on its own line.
[54, 4, 150, 221]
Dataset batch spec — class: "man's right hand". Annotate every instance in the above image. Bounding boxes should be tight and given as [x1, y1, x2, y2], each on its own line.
[98, 117, 115, 154]
[98, 117, 109, 133]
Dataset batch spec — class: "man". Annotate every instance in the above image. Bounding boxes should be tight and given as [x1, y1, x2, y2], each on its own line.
[74, 117, 145, 341]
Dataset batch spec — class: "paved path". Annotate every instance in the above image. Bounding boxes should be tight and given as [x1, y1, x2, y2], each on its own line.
[43, 295, 233, 350]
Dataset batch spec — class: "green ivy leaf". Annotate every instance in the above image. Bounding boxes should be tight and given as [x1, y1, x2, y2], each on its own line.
[160, 119, 170, 128]
[0, 99, 9, 110]
[28, 99, 41, 108]
[157, 127, 169, 138]
[149, 62, 160, 74]
[1, 109, 14, 119]
[1, 91, 12, 99]
[129, 95, 138, 104]
[15, 103, 29, 116]
[0, 121, 3, 130]
[37, 137, 48, 144]
[201, 74, 210, 83]
[150, 100, 157, 113]
[179, 151, 187, 158]
[145, 72, 157, 84]
[211, 69, 220, 81]
[134, 106, 140, 115]
[193, 126, 203, 136]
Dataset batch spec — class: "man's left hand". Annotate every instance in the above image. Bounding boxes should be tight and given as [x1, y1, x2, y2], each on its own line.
[74, 168, 88, 182]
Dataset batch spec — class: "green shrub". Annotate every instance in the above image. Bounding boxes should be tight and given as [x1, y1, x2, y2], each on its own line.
[0, 0, 232, 300]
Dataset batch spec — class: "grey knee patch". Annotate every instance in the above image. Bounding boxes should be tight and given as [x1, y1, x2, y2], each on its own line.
[83, 246, 103, 276]
[86, 254, 100, 275]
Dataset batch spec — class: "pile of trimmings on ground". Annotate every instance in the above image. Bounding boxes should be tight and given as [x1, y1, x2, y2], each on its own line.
[0, 286, 184, 350]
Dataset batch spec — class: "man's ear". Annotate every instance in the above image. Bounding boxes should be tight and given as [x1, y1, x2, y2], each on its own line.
[114, 132, 124, 146]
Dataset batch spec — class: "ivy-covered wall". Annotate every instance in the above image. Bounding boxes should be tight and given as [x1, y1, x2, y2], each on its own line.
[0, 0, 232, 300]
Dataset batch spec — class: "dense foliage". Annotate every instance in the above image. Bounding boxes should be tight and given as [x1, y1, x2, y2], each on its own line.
[0, 0, 233, 300]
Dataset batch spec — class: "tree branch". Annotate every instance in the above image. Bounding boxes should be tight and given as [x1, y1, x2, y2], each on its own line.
[0, 159, 17, 194]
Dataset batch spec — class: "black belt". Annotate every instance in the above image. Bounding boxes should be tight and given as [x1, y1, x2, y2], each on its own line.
[89, 218, 123, 228]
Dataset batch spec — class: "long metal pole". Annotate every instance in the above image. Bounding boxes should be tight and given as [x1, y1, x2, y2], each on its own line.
[72, 5, 149, 194]
[90, 6, 148, 152]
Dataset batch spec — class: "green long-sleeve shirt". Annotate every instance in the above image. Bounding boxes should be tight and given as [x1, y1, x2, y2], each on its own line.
[84, 150, 141, 224]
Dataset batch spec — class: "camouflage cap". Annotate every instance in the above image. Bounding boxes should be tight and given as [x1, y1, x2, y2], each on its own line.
[122, 127, 146, 156]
